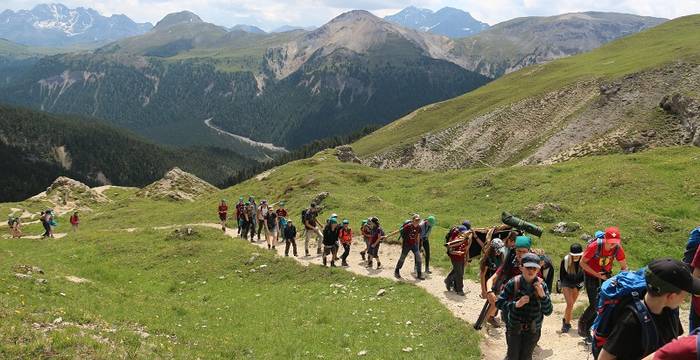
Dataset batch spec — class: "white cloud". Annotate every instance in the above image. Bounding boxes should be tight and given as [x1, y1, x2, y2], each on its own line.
[2, 0, 699, 30]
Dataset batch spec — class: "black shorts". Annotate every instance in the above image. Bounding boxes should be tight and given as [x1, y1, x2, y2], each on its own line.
[219, 214, 227, 221]
[368, 243, 380, 257]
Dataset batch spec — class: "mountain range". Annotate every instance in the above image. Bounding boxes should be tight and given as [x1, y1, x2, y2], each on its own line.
[0, 4, 675, 189]
[0, 3, 152, 47]
[385, 6, 490, 38]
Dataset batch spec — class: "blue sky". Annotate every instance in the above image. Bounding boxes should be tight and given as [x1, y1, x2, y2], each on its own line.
[3, 0, 699, 31]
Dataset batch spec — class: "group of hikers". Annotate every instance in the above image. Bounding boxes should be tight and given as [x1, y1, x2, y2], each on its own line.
[6, 210, 80, 239]
[217, 197, 700, 360]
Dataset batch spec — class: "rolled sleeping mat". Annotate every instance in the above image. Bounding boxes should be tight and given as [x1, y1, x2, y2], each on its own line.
[501, 211, 543, 237]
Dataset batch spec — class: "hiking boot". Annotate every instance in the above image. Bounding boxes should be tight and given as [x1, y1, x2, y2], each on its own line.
[272, 246, 276, 250]
[394, 271, 402, 279]
[561, 320, 571, 333]
[416, 273, 426, 280]
[360, 251, 366, 261]
[425, 269, 432, 274]
[455, 290, 466, 296]
[376, 262, 382, 269]
[487, 316, 501, 328]
[342, 261, 349, 267]
[331, 262, 336, 267]
[285, 254, 289, 257]
[305, 251, 310, 257]
[366, 261, 373, 268]
[444, 279, 452, 292]
[267, 244, 271, 250]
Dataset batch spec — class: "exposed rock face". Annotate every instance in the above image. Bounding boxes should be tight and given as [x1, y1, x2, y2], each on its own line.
[312, 192, 330, 206]
[335, 145, 361, 163]
[660, 94, 700, 146]
[137, 167, 218, 202]
[44, 176, 108, 204]
[365, 63, 700, 170]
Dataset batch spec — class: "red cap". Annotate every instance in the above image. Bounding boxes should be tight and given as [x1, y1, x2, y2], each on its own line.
[605, 226, 622, 244]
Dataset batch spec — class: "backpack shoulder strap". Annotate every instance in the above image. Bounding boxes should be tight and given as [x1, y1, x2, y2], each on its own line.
[514, 275, 522, 295]
[628, 294, 659, 356]
[595, 238, 603, 258]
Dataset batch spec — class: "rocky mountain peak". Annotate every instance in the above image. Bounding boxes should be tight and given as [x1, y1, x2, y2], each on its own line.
[154, 11, 203, 31]
[137, 167, 218, 202]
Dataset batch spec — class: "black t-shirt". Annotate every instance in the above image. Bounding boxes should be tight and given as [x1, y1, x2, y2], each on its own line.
[322, 225, 340, 246]
[304, 210, 317, 229]
[603, 305, 683, 360]
[266, 212, 278, 230]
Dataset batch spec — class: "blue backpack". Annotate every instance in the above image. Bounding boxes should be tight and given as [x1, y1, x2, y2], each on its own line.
[682, 226, 700, 264]
[591, 269, 658, 359]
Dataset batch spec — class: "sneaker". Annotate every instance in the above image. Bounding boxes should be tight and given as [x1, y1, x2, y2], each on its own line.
[416, 274, 426, 280]
[360, 252, 366, 261]
[455, 290, 466, 296]
[394, 271, 402, 279]
[444, 279, 451, 292]
[425, 269, 432, 274]
[561, 321, 571, 334]
[272, 246, 276, 250]
[342, 261, 349, 267]
[331, 262, 336, 267]
[267, 244, 271, 250]
[487, 317, 501, 328]
[367, 261, 373, 268]
[305, 251, 310, 257]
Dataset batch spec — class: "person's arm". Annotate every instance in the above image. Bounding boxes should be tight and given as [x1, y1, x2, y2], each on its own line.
[598, 349, 617, 360]
[618, 259, 629, 272]
[536, 280, 553, 316]
[580, 257, 605, 279]
[479, 265, 488, 296]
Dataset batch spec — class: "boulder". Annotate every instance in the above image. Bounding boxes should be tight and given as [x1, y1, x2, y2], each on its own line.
[138, 168, 218, 202]
[523, 203, 564, 222]
[335, 145, 361, 163]
[312, 192, 330, 206]
[660, 94, 700, 146]
[552, 222, 581, 234]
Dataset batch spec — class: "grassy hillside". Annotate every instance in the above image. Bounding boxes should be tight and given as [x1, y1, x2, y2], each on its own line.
[0, 195, 479, 358]
[354, 14, 700, 157]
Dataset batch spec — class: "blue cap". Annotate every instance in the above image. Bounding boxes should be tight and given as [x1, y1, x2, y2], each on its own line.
[458, 225, 468, 232]
[462, 220, 471, 230]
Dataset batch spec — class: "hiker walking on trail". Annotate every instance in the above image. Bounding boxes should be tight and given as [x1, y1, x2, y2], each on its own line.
[578, 227, 628, 339]
[359, 219, 371, 261]
[322, 218, 340, 267]
[485, 236, 534, 326]
[683, 226, 700, 329]
[480, 238, 506, 327]
[420, 215, 436, 274]
[559, 243, 584, 334]
[256, 200, 269, 241]
[69, 211, 79, 232]
[532, 249, 554, 291]
[242, 201, 255, 242]
[8, 216, 22, 238]
[593, 258, 696, 360]
[284, 220, 298, 257]
[235, 197, 244, 236]
[497, 252, 553, 360]
[275, 202, 288, 243]
[303, 203, 324, 256]
[339, 219, 352, 267]
[366, 217, 385, 269]
[265, 206, 278, 250]
[445, 225, 470, 295]
[394, 214, 425, 280]
[218, 200, 228, 232]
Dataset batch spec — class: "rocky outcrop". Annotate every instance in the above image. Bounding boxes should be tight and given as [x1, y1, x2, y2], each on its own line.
[137, 167, 217, 202]
[335, 145, 361, 163]
[660, 94, 700, 146]
[44, 176, 108, 204]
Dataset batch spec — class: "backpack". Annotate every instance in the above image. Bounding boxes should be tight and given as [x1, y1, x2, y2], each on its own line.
[591, 269, 658, 358]
[682, 226, 700, 264]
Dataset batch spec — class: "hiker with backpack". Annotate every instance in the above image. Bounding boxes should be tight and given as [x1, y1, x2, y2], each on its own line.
[265, 206, 278, 250]
[359, 219, 371, 261]
[479, 238, 506, 327]
[559, 243, 585, 334]
[284, 220, 298, 257]
[420, 215, 436, 274]
[275, 202, 288, 242]
[322, 217, 341, 267]
[366, 217, 385, 269]
[684, 226, 700, 329]
[578, 226, 629, 339]
[218, 199, 228, 232]
[302, 203, 324, 257]
[485, 236, 534, 326]
[256, 200, 270, 241]
[496, 252, 553, 360]
[249, 196, 257, 236]
[394, 214, 426, 280]
[69, 211, 79, 232]
[339, 219, 353, 267]
[593, 258, 697, 360]
[235, 197, 244, 236]
[242, 201, 256, 242]
[445, 225, 471, 295]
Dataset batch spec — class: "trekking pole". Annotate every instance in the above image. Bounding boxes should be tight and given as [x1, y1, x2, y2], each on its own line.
[473, 300, 490, 330]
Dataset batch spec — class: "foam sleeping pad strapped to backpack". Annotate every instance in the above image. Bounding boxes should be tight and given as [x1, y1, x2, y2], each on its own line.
[591, 268, 658, 358]
[682, 226, 700, 264]
[501, 212, 543, 237]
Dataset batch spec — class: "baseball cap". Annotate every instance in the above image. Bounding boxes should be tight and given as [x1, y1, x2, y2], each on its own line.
[491, 238, 504, 251]
[458, 225, 468, 232]
[515, 235, 532, 249]
[462, 220, 472, 230]
[521, 253, 541, 269]
[646, 258, 700, 295]
[569, 243, 584, 256]
[604, 227, 622, 244]
[342, 219, 349, 224]
[427, 215, 436, 226]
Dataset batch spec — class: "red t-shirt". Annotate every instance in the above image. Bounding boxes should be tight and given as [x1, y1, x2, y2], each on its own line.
[447, 231, 467, 262]
[582, 241, 625, 274]
[690, 246, 700, 316]
[235, 203, 244, 217]
[402, 223, 421, 246]
[218, 204, 228, 215]
[654, 335, 696, 360]
[340, 228, 353, 244]
[70, 215, 79, 225]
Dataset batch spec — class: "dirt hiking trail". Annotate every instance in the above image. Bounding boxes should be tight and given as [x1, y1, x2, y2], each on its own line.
[195, 223, 590, 360]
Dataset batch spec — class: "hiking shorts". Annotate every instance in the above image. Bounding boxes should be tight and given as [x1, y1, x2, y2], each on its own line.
[323, 244, 337, 255]
[219, 213, 227, 221]
[268, 227, 278, 237]
[368, 243, 380, 257]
